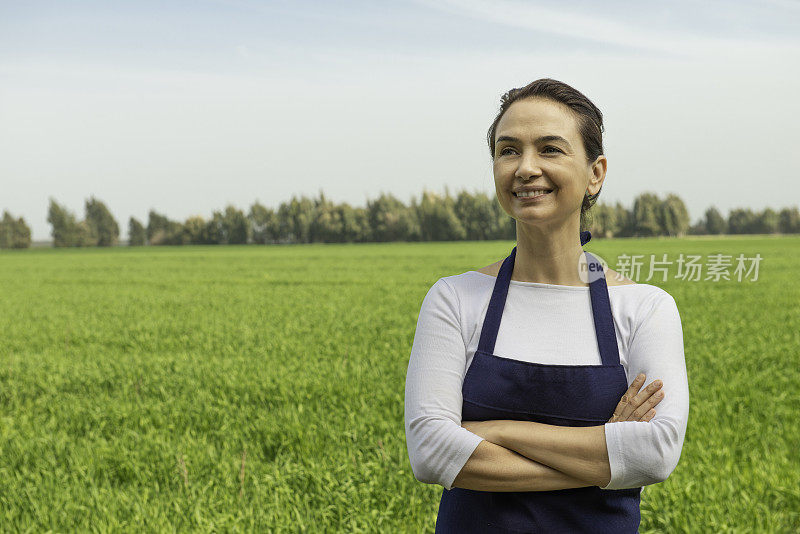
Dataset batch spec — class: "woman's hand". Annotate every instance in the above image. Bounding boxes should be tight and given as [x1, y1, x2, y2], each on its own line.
[607, 373, 664, 423]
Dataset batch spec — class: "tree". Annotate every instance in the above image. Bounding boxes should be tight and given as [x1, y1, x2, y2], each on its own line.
[339, 204, 369, 243]
[128, 217, 146, 246]
[74, 220, 98, 246]
[587, 202, 620, 238]
[275, 202, 293, 243]
[182, 216, 209, 244]
[367, 192, 418, 242]
[415, 188, 466, 242]
[659, 194, 690, 237]
[687, 219, 707, 235]
[311, 191, 346, 243]
[287, 195, 315, 244]
[47, 199, 94, 247]
[16, 217, 30, 248]
[728, 208, 756, 234]
[613, 201, 634, 237]
[47, 199, 73, 247]
[778, 207, 800, 234]
[222, 205, 249, 244]
[249, 202, 279, 244]
[632, 192, 662, 236]
[490, 197, 516, 240]
[84, 197, 120, 246]
[753, 208, 779, 234]
[147, 210, 183, 245]
[195, 206, 247, 245]
[0, 212, 14, 248]
[147, 210, 171, 244]
[453, 190, 504, 241]
[704, 207, 727, 234]
[204, 211, 226, 244]
[0, 211, 32, 248]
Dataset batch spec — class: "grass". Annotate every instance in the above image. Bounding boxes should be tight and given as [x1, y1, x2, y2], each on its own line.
[0, 236, 798, 532]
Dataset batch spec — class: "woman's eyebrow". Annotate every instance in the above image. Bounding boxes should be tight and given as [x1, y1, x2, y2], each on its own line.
[496, 134, 572, 149]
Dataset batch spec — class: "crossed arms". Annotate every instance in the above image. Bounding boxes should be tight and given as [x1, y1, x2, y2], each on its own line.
[451, 421, 611, 492]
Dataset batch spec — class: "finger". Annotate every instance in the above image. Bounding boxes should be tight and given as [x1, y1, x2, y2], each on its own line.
[618, 373, 646, 420]
[610, 392, 633, 422]
[632, 379, 663, 408]
[630, 389, 664, 421]
[640, 388, 665, 415]
[611, 374, 644, 422]
[643, 409, 656, 422]
[625, 380, 664, 421]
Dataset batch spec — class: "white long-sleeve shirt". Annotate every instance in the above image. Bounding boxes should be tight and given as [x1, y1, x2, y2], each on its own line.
[404, 270, 690, 491]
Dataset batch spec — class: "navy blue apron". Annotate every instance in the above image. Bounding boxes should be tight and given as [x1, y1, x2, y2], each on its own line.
[435, 230, 641, 533]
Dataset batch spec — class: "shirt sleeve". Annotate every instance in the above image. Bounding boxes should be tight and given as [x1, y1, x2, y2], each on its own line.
[600, 289, 690, 490]
[404, 278, 485, 490]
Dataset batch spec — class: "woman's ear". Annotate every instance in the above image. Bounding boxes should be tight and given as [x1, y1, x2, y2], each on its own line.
[587, 155, 607, 196]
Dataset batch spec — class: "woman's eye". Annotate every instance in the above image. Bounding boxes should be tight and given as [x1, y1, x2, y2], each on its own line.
[499, 146, 562, 156]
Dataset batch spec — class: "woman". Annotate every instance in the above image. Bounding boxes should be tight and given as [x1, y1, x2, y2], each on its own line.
[404, 78, 690, 533]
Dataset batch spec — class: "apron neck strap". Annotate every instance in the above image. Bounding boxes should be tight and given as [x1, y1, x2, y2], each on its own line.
[476, 242, 621, 366]
[585, 251, 622, 366]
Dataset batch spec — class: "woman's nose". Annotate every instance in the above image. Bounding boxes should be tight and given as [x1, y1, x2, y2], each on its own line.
[514, 151, 543, 180]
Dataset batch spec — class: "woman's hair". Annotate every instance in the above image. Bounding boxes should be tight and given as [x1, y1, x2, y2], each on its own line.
[486, 78, 605, 229]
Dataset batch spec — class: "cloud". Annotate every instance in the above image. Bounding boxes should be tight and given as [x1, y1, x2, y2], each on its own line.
[412, 0, 800, 59]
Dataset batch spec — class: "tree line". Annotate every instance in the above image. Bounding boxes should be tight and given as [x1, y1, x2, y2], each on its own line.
[1, 190, 799, 249]
[590, 195, 800, 237]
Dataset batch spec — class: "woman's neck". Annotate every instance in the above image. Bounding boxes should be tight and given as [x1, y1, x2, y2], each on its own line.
[513, 222, 588, 286]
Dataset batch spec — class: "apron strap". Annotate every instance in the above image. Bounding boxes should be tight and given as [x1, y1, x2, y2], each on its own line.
[477, 245, 516, 355]
[585, 251, 622, 366]
[476, 233, 621, 366]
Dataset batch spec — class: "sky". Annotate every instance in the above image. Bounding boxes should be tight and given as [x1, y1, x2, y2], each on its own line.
[1, 0, 799, 241]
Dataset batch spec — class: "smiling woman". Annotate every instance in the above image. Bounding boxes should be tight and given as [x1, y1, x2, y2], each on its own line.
[404, 79, 690, 533]
[489, 88, 605, 269]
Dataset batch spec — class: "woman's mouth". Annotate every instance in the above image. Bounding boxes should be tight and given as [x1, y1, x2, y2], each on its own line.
[513, 190, 553, 201]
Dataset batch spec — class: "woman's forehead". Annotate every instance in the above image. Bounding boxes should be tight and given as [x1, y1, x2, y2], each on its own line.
[496, 98, 578, 141]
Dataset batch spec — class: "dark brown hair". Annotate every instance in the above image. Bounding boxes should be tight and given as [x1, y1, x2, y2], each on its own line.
[486, 78, 605, 229]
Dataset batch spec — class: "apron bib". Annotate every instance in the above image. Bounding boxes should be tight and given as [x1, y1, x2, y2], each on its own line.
[435, 231, 642, 533]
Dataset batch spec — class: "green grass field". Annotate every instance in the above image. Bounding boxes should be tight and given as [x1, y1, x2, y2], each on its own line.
[1, 236, 798, 532]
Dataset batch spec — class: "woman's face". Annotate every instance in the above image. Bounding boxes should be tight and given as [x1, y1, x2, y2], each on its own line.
[493, 97, 605, 229]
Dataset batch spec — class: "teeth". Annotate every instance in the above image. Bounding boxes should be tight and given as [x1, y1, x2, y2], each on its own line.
[515, 190, 552, 198]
